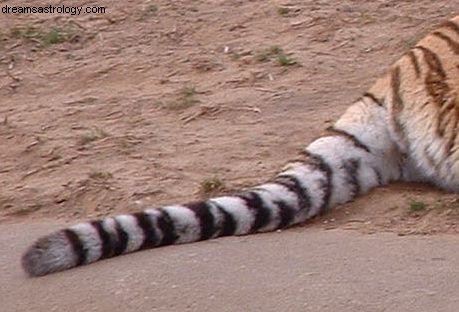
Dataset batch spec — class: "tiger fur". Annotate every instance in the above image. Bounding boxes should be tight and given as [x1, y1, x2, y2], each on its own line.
[22, 15, 459, 277]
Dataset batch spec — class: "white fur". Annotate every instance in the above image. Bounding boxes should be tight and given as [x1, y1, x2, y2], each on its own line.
[204, 202, 225, 238]
[307, 136, 364, 206]
[162, 205, 201, 243]
[335, 101, 402, 183]
[100, 217, 117, 238]
[115, 215, 145, 253]
[279, 163, 329, 219]
[70, 223, 102, 264]
[358, 163, 380, 194]
[210, 196, 254, 235]
[250, 189, 281, 232]
[144, 208, 165, 244]
[257, 182, 299, 227]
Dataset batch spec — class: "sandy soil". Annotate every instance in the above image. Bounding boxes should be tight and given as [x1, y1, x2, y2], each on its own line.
[1, 0, 458, 235]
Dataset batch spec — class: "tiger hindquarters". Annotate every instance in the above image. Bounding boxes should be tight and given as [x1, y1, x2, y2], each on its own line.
[20, 15, 459, 277]
[22, 102, 401, 277]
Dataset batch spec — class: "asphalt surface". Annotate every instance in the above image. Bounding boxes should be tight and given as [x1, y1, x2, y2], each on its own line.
[1, 221, 459, 312]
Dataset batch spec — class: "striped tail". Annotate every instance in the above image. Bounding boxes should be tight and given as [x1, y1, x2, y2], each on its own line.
[21, 102, 402, 276]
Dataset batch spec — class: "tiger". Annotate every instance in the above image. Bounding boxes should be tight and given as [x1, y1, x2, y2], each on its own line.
[22, 15, 459, 277]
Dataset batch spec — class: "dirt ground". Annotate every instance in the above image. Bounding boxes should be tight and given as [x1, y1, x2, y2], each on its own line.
[0, 0, 458, 236]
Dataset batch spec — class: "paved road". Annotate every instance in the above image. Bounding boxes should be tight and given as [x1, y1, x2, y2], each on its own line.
[1, 221, 459, 312]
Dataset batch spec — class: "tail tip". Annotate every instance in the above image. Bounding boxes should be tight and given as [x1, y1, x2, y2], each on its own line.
[21, 231, 76, 277]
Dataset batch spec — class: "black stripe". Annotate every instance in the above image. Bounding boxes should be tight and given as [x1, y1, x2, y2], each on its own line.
[446, 117, 459, 156]
[443, 20, 459, 35]
[213, 203, 236, 237]
[423, 147, 437, 169]
[414, 46, 446, 78]
[398, 154, 407, 180]
[327, 126, 371, 153]
[186, 201, 216, 240]
[273, 175, 311, 213]
[157, 209, 178, 246]
[415, 45, 451, 136]
[372, 167, 383, 186]
[432, 31, 459, 55]
[391, 65, 403, 111]
[407, 50, 420, 78]
[90, 220, 113, 259]
[239, 192, 272, 232]
[363, 92, 383, 106]
[389, 64, 410, 142]
[63, 229, 86, 266]
[133, 212, 159, 249]
[113, 219, 129, 256]
[302, 151, 333, 214]
[342, 159, 361, 198]
[274, 200, 296, 228]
